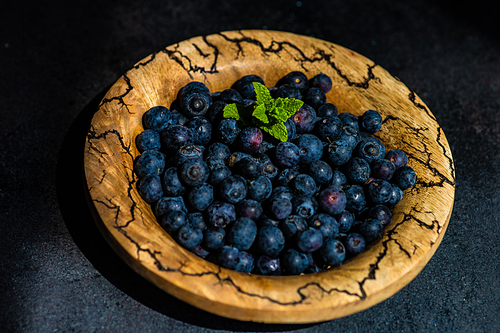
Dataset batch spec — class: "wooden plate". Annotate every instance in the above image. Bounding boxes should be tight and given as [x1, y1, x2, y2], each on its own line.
[83, 30, 455, 323]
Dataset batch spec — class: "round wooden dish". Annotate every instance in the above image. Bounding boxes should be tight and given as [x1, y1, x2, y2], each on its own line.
[83, 30, 455, 323]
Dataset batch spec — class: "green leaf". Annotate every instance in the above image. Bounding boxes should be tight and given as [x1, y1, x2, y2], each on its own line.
[223, 103, 241, 121]
[262, 121, 289, 142]
[252, 104, 269, 124]
[276, 97, 303, 119]
[253, 82, 274, 109]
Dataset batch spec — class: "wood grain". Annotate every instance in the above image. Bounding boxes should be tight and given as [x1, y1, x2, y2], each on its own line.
[83, 30, 455, 323]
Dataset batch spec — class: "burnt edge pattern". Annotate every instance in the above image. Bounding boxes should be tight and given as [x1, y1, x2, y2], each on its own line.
[85, 34, 454, 310]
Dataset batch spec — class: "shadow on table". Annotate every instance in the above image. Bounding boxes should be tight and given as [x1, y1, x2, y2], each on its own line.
[55, 88, 316, 331]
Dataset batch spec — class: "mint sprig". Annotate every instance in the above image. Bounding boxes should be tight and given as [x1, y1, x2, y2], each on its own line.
[222, 82, 303, 142]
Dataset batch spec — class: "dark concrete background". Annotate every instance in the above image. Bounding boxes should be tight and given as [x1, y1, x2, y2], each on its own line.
[1, 0, 499, 331]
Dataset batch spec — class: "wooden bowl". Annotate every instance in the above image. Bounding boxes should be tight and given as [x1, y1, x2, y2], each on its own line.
[83, 30, 455, 323]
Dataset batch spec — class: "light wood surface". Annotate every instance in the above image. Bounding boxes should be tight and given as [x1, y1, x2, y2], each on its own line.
[83, 30, 455, 323]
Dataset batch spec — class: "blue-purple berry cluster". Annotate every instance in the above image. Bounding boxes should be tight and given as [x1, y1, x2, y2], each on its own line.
[134, 71, 417, 276]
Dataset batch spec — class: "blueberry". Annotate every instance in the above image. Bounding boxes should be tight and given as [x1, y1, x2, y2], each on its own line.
[367, 179, 393, 204]
[161, 210, 187, 234]
[154, 196, 187, 218]
[176, 224, 203, 250]
[309, 213, 339, 240]
[385, 149, 408, 169]
[279, 215, 308, 239]
[291, 104, 317, 133]
[179, 81, 211, 95]
[218, 175, 247, 204]
[370, 159, 396, 180]
[234, 156, 260, 179]
[360, 109, 382, 133]
[185, 116, 212, 145]
[336, 210, 354, 233]
[174, 144, 205, 166]
[217, 118, 241, 145]
[207, 165, 232, 186]
[236, 199, 263, 221]
[235, 251, 255, 273]
[343, 184, 367, 213]
[256, 154, 278, 179]
[289, 174, 318, 196]
[317, 103, 338, 119]
[277, 71, 309, 95]
[338, 112, 360, 132]
[296, 228, 324, 253]
[315, 116, 343, 142]
[317, 239, 345, 267]
[136, 129, 161, 153]
[277, 168, 300, 186]
[309, 73, 333, 94]
[345, 157, 371, 185]
[191, 245, 210, 259]
[142, 106, 171, 132]
[186, 212, 207, 231]
[238, 127, 263, 154]
[134, 149, 166, 178]
[206, 100, 227, 123]
[232, 74, 265, 100]
[256, 225, 285, 256]
[293, 134, 323, 165]
[206, 201, 236, 228]
[354, 137, 386, 163]
[369, 204, 392, 226]
[161, 125, 195, 151]
[186, 183, 214, 211]
[331, 169, 348, 189]
[269, 196, 293, 220]
[281, 248, 309, 275]
[317, 186, 347, 215]
[161, 167, 186, 196]
[340, 125, 360, 150]
[220, 88, 243, 104]
[309, 160, 333, 185]
[137, 175, 163, 203]
[387, 184, 404, 205]
[255, 255, 281, 275]
[258, 215, 281, 228]
[285, 118, 297, 141]
[206, 142, 231, 161]
[392, 166, 417, 190]
[275, 84, 302, 100]
[304, 87, 326, 111]
[179, 83, 212, 118]
[274, 141, 300, 168]
[227, 151, 252, 168]
[170, 109, 189, 126]
[269, 186, 295, 202]
[203, 227, 225, 251]
[216, 245, 240, 270]
[178, 159, 209, 187]
[227, 217, 258, 251]
[356, 218, 384, 242]
[325, 139, 353, 167]
[292, 195, 318, 219]
[343, 232, 366, 255]
[247, 175, 273, 202]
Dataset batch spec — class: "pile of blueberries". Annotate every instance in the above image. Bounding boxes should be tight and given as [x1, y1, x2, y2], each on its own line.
[133, 71, 417, 276]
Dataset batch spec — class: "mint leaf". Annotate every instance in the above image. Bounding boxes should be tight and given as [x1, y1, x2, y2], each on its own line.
[252, 104, 269, 124]
[223, 103, 241, 121]
[262, 121, 289, 142]
[275, 97, 303, 120]
[253, 82, 274, 109]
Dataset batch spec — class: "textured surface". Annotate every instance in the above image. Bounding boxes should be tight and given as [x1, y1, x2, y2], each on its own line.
[1, 0, 499, 331]
[84, 30, 454, 323]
